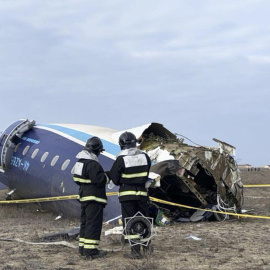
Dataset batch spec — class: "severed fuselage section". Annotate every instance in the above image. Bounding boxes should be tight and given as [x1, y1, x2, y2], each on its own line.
[0, 120, 243, 222]
[138, 123, 243, 223]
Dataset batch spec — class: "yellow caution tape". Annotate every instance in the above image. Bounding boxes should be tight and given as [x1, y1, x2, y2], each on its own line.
[1, 192, 270, 220]
[0, 195, 77, 204]
[244, 184, 270, 188]
[149, 196, 270, 220]
[0, 192, 118, 204]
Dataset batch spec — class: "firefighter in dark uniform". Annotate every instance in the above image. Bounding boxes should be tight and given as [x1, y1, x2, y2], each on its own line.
[73, 137, 109, 259]
[107, 131, 153, 259]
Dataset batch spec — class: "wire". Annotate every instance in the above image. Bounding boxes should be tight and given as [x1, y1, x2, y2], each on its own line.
[216, 194, 237, 222]
[175, 133, 204, 147]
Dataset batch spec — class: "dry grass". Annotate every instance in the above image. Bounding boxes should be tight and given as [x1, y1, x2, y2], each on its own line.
[1, 170, 270, 269]
[123, 257, 160, 270]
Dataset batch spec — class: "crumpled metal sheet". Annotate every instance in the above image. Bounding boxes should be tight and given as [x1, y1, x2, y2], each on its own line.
[140, 125, 243, 213]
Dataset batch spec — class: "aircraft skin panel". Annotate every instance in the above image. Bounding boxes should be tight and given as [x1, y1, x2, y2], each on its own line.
[0, 123, 121, 220]
[45, 123, 118, 140]
[0, 182, 6, 190]
[111, 123, 152, 142]
[36, 124, 119, 160]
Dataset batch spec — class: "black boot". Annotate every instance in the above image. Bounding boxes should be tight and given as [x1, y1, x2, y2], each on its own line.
[91, 250, 108, 259]
[143, 244, 154, 256]
[85, 249, 108, 260]
[79, 247, 84, 256]
[124, 246, 142, 260]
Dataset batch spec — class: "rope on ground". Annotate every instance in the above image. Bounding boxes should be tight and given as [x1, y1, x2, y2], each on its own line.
[0, 237, 124, 252]
[0, 238, 77, 248]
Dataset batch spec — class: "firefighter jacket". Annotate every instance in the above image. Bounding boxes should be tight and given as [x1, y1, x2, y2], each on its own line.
[108, 148, 151, 202]
[73, 150, 109, 205]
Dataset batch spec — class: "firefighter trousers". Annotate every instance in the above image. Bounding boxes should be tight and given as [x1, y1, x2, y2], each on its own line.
[79, 201, 104, 256]
[121, 199, 150, 253]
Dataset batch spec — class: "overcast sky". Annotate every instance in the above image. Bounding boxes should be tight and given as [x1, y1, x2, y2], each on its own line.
[0, 1, 269, 166]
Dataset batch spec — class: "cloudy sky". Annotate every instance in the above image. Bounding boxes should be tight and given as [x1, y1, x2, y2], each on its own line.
[0, 0, 269, 166]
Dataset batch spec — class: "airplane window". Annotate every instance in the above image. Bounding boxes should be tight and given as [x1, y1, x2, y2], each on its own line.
[61, 159, 70, 171]
[51, 155, 59, 166]
[71, 164, 75, 174]
[31, 149, 39, 159]
[41, 152, 49, 162]
[14, 143, 21, 153]
[22, 145, 30, 156]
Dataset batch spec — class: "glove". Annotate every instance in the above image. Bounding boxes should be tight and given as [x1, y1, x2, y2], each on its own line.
[148, 172, 161, 188]
[145, 179, 153, 189]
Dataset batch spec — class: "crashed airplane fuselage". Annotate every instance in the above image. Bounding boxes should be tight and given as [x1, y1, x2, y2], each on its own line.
[139, 126, 243, 221]
[0, 119, 243, 222]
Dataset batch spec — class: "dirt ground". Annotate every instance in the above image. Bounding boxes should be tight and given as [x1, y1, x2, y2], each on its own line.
[1, 169, 270, 270]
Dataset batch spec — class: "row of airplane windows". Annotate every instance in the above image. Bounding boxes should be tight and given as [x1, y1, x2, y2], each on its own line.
[15, 143, 75, 174]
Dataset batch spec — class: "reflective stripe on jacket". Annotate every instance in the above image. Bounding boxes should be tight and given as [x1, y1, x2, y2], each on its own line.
[78, 195, 107, 204]
[73, 177, 92, 184]
[73, 150, 108, 205]
[119, 190, 148, 197]
[108, 148, 151, 202]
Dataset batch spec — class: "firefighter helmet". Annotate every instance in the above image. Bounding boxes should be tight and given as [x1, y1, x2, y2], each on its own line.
[119, 132, 137, 150]
[84, 137, 105, 156]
